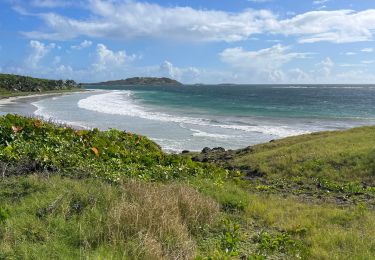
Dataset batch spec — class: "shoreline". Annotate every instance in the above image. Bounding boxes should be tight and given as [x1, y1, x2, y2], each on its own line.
[1, 88, 375, 154]
[0, 89, 87, 106]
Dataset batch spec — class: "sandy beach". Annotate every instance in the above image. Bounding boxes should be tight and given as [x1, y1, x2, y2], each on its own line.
[0, 91, 87, 117]
[0, 92, 83, 106]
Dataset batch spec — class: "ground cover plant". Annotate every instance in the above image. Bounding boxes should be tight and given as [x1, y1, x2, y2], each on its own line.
[1, 114, 374, 259]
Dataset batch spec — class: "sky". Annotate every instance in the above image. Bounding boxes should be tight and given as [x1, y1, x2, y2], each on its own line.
[0, 0, 375, 84]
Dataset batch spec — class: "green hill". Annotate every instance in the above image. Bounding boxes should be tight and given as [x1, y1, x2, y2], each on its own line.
[0, 115, 374, 259]
[0, 74, 80, 97]
[87, 77, 182, 86]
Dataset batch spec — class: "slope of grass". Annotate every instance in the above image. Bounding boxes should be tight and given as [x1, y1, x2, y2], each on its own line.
[1, 115, 375, 259]
[233, 127, 375, 182]
[190, 127, 375, 208]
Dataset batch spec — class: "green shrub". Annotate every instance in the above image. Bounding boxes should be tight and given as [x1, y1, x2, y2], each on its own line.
[0, 114, 227, 182]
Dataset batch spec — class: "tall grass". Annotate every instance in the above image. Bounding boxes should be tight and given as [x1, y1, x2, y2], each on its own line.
[0, 176, 219, 259]
[245, 193, 375, 259]
[106, 180, 219, 259]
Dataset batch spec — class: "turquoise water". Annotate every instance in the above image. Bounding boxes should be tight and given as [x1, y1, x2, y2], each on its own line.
[2, 84, 375, 152]
[89, 84, 375, 119]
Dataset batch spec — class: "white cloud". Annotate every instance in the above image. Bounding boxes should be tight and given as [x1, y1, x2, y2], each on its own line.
[362, 60, 374, 64]
[159, 61, 181, 79]
[313, 0, 329, 5]
[361, 48, 373, 53]
[274, 10, 375, 43]
[345, 52, 356, 56]
[157, 61, 201, 82]
[23, 1, 275, 42]
[220, 44, 308, 82]
[26, 40, 55, 68]
[220, 44, 306, 76]
[53, 56, 61, 65]
[31, 0, 73, 8]
[288, 68, 311, 82]
[317, 57, 334, 77]
[20, 1, 375, 44]
[71, 40, 92, 50]
[339, 63, 365, 68]
[93, 43, 137, 71]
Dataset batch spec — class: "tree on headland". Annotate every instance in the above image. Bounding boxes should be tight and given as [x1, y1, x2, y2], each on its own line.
[0, 74, 79, 92]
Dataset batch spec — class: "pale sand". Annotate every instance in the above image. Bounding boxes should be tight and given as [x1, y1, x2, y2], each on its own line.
[0, 92, 78, 107]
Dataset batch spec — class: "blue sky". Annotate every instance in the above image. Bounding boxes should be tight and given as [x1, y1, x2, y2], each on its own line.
[0, 0, 375, 83]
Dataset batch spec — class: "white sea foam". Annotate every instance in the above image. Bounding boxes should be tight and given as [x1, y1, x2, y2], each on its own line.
[78, 91, 208, 125]
[272, 86, 312, 89]
[77, 91, 310, 137]
[32, 101, 89, 129]
[190, 129, 233, 139]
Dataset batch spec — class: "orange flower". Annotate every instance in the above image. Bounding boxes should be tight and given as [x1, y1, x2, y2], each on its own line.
[91, 147, 99, 157]
[11, 126, 23, 133]
[33, 120, 43, 128]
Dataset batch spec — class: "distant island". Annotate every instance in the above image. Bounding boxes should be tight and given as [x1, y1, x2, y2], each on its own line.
[86, 77, 183, 86]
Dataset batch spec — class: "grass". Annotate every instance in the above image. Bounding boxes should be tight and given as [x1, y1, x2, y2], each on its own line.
[0, 175, 219, 259]
[245, 194, 375, 259]
[232, 127, 375, 182]
[1, 115, 375, 259]
[190, 126, 375, 208]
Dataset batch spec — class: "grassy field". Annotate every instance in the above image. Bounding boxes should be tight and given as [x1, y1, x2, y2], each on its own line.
[190, 127, 375, 209]
[1, 115, 374, 259]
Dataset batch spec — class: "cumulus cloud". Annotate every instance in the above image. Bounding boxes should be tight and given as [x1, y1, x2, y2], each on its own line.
[23, 1, 274, 42]
[274, 10, 375, 43]
[26, 40, 55, 68]
[71, 40, 92, 50]
[317, 57, 334, 77]
[313, 0, 329, 5]
[93, 43, 137, 71]
[19, 1, 375, 44]
[361, 48, 373, 53]
[31, 0, 72, 8]
[361, 60, 374, 64]
[220, 44, 307, 82]
[157, 61, 201, 82]
[221, 44, 306, 69]
[159, 61, 181, 79]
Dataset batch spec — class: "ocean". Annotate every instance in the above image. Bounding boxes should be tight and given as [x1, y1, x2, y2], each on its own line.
[2, 84, 375, 152]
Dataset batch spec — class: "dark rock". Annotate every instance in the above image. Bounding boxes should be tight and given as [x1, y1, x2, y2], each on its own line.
[244, 146, 254, 152]
[181, 150, 190, 154]
[201, 147, 211, 153]
[201, 157, 209, 163]
[191, 156, 200, 162]
[212, 147, 225, 152]
[269, 139, 275, 143]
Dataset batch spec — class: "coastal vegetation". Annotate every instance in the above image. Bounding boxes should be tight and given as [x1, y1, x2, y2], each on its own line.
[0, 114, 374, 259]
[0, 74, 81, 98]
[86, 77, 182, 86]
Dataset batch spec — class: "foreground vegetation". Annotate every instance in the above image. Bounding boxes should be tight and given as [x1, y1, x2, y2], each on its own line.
[1, 115, 374, 259]
[0, 74, 80, 97]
